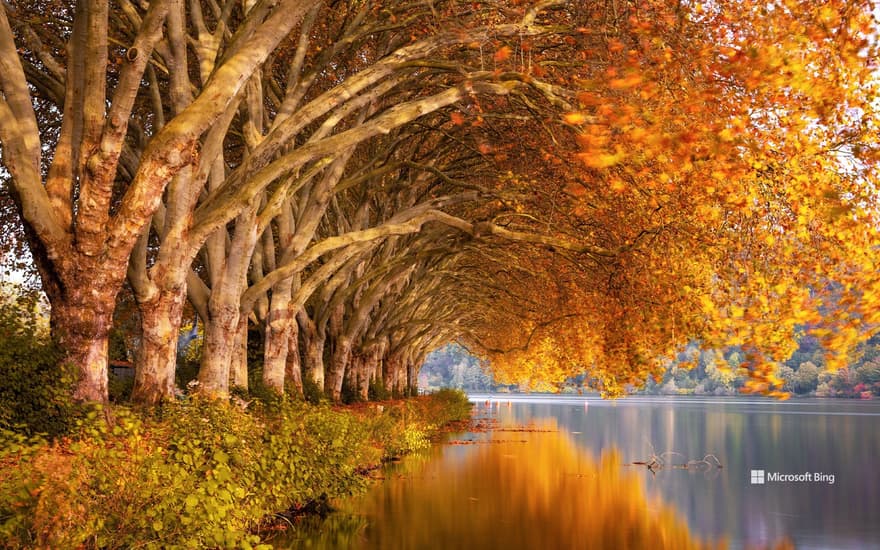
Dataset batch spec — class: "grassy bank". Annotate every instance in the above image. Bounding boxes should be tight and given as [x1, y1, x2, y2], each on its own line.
[0, 389, 472, 549]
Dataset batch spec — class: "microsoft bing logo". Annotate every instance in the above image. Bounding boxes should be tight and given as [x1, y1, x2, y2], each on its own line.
[750, 470, 765, 484]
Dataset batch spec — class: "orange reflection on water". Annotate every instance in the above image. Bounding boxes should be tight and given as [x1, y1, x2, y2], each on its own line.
[350, 420, 721, 549]
[285, 419, 794, 550]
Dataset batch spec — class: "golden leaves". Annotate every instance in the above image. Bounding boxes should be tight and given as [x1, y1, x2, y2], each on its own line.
[607, 38, 626, 53]
[563, 112, 588, 125]
[493, 45, 512, 63]
[717, 128, 736, 142]
[608, 74, 644, 90]
[470, 0, 880, 401]
[579, 148, 626, 169]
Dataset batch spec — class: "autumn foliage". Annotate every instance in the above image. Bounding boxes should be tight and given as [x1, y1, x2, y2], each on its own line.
[461, 0, 880, 397]
[1, 0, 879, 402]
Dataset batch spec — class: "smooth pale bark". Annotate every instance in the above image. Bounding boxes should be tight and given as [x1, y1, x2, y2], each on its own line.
[352, 351, 372, 400]
[406, 359, 417, 397]
[241, 210, 472, 312]
[0, 1, 317, 402]
[325, 264, 412, 401]
[199, 300, 238, 398]
[128, 169, 205, 404]
[263, 277, 294, 393]
[51, 278, 119, 402]
[299, 311, 326, 389]
[383, 352, 400, 395]
[198, 204, 260, 397]
[131, 289, 185, 403]
[0, 4, 158, 402]
[326, 336, 352, 401]
[127, 1, 195, 403]
[305, 335, 325, 390]
[229, 316, 249, 391]
[368, 342, 386, 398]
[284, 316, 303, 396]
[348, 354, 362, 400]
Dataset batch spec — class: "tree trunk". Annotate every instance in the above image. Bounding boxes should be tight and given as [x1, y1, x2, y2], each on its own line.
[198, 301, 239, 398]
[199, 204, 259, 398]
[285, 319, 303, 397]
[229, 315, 249, 391]
[53, 288, 117, 402]
[263, 278, 293, 393]
[354, 353, 370, 401]
[326, 336, 352, 401]
[407, 360, 417, 397]
[46, 256, 129, 403]
[383, 352, 399, 395]
[300, 314, 325, 389]
[371, 338, 388, 397]
[304, 333, 325, 389]
[363, 346, 381, 400]
[131, 288, 185, 404]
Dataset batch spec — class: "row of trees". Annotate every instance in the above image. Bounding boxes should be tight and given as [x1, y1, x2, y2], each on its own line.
[641, 337, 880, 398]
[2, 0, 880, 405]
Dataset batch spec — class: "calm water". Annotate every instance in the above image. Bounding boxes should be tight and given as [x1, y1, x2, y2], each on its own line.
[283, 395, 880, 549]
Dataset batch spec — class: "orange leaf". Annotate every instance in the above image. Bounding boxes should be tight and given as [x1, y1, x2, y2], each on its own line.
[494, 46, 512, 62]
[608, 75, 643, 90]
[608, 38, 626, 53]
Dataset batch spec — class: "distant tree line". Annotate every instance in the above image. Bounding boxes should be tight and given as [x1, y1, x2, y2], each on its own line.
[419, 344, 499, 393]
[420, 337, 880, 398]
[639, 335, 880, 398]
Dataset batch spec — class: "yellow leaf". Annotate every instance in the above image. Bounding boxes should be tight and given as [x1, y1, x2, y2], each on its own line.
[718, 128, 735, 142]
[579, 149, 626, 169]
[609, 75, 643, 90]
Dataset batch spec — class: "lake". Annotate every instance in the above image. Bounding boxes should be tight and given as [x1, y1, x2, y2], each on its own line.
[283, 395, 880, 549]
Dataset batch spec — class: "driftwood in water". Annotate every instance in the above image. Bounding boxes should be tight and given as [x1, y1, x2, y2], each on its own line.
[629, 445, 723, 475]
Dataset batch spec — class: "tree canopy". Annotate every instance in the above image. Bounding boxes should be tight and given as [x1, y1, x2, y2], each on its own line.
[1, 0, 879, 402]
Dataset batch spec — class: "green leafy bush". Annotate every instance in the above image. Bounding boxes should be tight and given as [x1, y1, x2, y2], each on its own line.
[368, 376, 390, 401]
[0, 291, 76, 437]
[301, 375, 325, 404]
[340, 375, 363, 404]
[0, 392, 470, 548]
[428, 388, 473, 422]
[107, 371, 134, 403]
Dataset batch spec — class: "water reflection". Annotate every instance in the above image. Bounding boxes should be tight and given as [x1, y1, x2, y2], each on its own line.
[282, 396, 880, 550]
[285, 419, 728, 549]
[477, 396, 880, 549]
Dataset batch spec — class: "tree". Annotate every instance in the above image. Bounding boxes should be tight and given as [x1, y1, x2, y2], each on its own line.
[459, 0, 880, 397]
[0, 0, 319, 401]
[0, 0, 586, 402]
[2, 0, 879, 405]
[792, 362, 820, 394]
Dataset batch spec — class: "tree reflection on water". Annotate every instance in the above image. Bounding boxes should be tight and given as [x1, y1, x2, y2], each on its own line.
[281, 419, 792, 549]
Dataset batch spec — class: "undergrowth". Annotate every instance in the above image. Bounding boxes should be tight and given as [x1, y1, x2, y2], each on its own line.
[0, 389, 472, 549]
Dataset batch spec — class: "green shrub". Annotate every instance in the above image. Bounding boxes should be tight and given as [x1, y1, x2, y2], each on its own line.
[340, 375, 363, 404]
[107, 371, 134, 403]
[301, 375, 325, 404]
[368, 376, 390, 401]
[0, 291, 76, 438]
[0, 391, 471, 548]
[428, 388, 473, 423]
[175, 356, 201, 389]
[0, 399, 385, 548]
